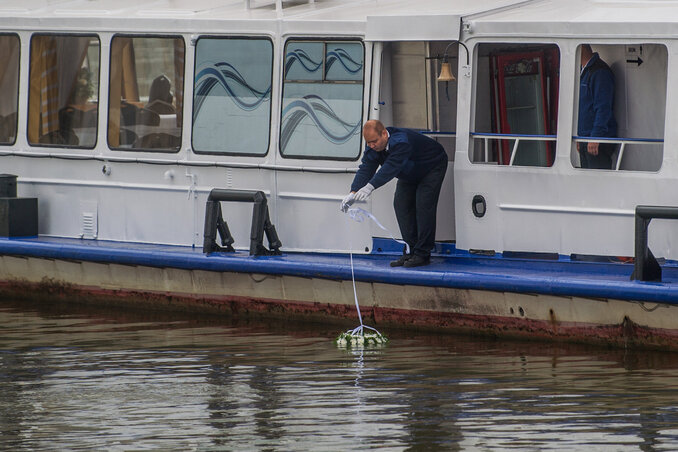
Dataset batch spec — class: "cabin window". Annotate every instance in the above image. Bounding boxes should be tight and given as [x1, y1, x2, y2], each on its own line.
[280, 40, 364, 159]
[27, 34, 100, 148]
[0, 35, 19, 145]
[573, 44, 666, 172]
[192, 37, 272, 155]
[472, 43, 560, 167]
[108, 35, 185, 152]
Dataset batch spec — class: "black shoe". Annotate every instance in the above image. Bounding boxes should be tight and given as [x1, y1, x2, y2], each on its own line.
[403, 255, 430, 268]
[390, 254, 411, 267]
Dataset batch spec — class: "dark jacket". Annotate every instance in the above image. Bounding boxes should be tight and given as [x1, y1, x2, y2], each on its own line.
[350, 127, 447, 191]
[578, 52, 617, 138]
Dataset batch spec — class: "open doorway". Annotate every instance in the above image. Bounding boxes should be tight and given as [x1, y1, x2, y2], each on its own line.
[473, 43, 560, 167]
[376, 40, 459, 242]
[573, 43, 666, 171]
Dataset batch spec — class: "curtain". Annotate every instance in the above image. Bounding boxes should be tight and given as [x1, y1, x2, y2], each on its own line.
[173, 39, 185, 127]
[108, 37, 140, 147]
[57, 37, 90, 109]
[0, 36, 19, 116]
[121, 39, 139, 102]
[28, 36, 59, 143]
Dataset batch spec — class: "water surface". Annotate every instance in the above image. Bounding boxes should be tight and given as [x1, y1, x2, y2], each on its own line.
[1, 299, 678, 451]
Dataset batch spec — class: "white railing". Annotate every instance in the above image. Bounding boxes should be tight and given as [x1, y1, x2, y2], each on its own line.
[470, 133, 664, 169]
[470, 132, 556, 165]
[421, 131, 457, 139]
[572, 136, 664, 170]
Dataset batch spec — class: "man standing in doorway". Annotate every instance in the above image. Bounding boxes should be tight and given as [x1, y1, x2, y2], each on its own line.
[341, 120, 447, 268]
[578, 44, 618, 169]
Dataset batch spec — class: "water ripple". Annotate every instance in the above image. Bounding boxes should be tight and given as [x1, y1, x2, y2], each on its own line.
[2, 301, 678, 450]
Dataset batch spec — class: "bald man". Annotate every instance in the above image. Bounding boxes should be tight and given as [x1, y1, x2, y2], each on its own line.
[342, 120, 447, 268]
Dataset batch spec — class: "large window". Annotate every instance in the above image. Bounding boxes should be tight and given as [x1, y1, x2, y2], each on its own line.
[574, 43, 666, 171]
[28, 34, 100, 148]
[472, 43, 560, 167]
[280, 40, 364, 159]
[193, 37, 272, 155]
[108, 35, 185, 152]
[0, 34, 19, 145]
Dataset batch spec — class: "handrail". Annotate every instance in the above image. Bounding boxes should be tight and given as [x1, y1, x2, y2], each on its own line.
[468, 133, 664, 168]
[420, 131, 457, 137]
[572, 136, 663, 143]
[631, 205, 678, 282]
[470, 132, 556, 165]
[203, 189, 282, 256]
[573, 136, 664, 170]
[471, 132, 556, 139]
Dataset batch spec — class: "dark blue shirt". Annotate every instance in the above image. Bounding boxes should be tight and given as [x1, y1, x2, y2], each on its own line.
[578, 53, 617, 138]
[351, 127, 447, 191]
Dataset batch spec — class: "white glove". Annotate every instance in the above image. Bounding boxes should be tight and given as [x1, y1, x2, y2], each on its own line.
[354, 183, 374, 202]
[340, 192, 355, 212]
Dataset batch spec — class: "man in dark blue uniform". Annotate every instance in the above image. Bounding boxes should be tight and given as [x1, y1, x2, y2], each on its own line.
[578, 44, 617, 169]
[342, 120, 447, 268]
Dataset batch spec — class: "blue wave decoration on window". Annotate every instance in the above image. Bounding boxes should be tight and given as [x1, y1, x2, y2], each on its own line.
[281, 94, 361, 152]
[194, 62, 271, 118]
[325, 49, 363, 75]
[285, 48, 364, 78]
[285, 49, 323, 76]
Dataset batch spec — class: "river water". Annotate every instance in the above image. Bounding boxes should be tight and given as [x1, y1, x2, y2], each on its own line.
[1, 298, 678, 451]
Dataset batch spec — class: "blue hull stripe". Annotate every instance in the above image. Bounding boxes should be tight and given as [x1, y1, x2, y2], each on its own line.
[1, 237, 678, 304]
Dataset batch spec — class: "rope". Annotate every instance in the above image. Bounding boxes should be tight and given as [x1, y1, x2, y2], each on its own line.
[336, 206, 392, 346]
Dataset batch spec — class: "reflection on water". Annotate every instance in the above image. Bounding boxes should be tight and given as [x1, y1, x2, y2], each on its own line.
[1, 299, 678, 451]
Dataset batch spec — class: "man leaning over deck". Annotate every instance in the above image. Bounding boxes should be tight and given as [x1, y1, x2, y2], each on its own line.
[578, 44, 618, 169]
[341, 120, 447, 268]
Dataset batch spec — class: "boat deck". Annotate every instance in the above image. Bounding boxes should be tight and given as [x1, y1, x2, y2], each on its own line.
[1, 236, 677, 304]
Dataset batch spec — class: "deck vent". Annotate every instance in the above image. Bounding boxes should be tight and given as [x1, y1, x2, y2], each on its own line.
[80, 201, 98, 239]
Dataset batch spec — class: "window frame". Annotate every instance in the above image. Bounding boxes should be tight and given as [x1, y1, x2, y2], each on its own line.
[470, 41, 561, 169]
[191, 35, 274, 157]
[27, 32, 101, 150]
[572, 42, 667, 173]
[107, 33, 186, 154]
[279, 37, 365, 162]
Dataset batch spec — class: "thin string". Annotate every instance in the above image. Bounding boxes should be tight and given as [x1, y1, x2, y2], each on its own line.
[344, 206, 404, 337]
[348, 238, 363, 328]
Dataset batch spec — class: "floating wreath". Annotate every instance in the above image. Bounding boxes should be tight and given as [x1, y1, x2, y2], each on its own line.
[336, 326, 388, 348]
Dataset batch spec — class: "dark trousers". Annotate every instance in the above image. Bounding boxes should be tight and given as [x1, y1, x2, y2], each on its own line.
[393, 160, 447, 257]
[579, 142, 616, 169]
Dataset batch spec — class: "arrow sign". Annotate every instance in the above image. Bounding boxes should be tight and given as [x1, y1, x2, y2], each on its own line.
[626, 57, 643, 66]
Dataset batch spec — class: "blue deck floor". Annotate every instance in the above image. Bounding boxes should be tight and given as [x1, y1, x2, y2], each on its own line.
[1, 236, 678, 304]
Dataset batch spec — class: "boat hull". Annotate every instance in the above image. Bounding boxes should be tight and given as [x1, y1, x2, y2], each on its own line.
[2, 254, 678, 350]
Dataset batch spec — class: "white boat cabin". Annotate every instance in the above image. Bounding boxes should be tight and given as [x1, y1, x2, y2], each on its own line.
[0, 0, 676, 260]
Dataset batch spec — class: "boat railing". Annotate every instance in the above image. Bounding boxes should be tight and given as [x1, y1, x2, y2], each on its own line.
[469, 133, 664, 169]
[421, 131, 457, 138]
[572, 136, 664, 170]
[470, 132, 556, 165]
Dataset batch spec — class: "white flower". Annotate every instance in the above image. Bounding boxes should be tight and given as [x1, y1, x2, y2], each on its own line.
[336, 328, 388, 348]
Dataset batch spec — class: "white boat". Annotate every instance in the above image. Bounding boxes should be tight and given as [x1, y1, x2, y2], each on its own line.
[1, 0, 678, 348]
